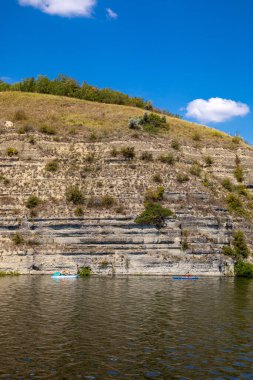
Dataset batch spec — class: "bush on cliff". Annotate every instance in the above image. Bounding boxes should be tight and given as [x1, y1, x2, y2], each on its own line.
[78, 266, 92, 277]
[12, 233, 24, 245]
[66, 186, 84, 205]
[235, 260, 253, 278]
[144, 186, 165, 202]
[26, 195, 40, 209]
[234, 165, 244, 183]
[6, 147, 18, 157]
[222, 230, 250, 260]
[135, 202, 173, 229]
[121, 146, 135, 160]
[45, 160, 59, 172]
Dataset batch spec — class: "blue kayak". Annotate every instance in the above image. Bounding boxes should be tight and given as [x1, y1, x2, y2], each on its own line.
[51, 272, 79, 279]
[173, 276, 199, 280]
[51, 275, 79, 279]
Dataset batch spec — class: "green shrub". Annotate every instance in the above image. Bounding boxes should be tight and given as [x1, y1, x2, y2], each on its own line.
[235, 260, 253, 278]
[145, 186, 164, 202]
[234, 165, 244, 183]
[141, 112, 167, 128]
[152, 173, 163, 183]
[66, 186, 84, 205]
[192, 132, 201, 141]
[232, 136, 242, 145]
[190, 163, 202, 177]
[222, 178, 233, 191]
[12, 233, 24, 245]
[6, 147, 18, 157]
[75, 207, 84, 217]
[121, 146, 135, 160]
[128, 113, 168, 133]
[177, 173, 189, 183]
[235, 154, 241, 165]
[171, 139, 180, 150]
[140, 151, 153, 161]
[30, 209, 38, 218]
[226, 194, 246, 217]
[78, 266, 92, 277]
[236, 185, 250, 198]
[222, 246, 236, 258]
[29, 136, 36, 145]
[39, 125, 56, 135]
[182, 239, 189, 251]
[204, 156, 213, 167]
[14, 109, 27, 121]
[101, 195, 116, 208]
[128, 117, 142, 130]
[159, 153, 175, 165]
[135, 202, 173, 229]
[110, 147, 119, 157]
[89, 132, 97, 142]
[85, 152, 95, 163]
[233, 230, 250, 259]
[0, 271, 20, 277]
[26, 195, 40, 209]
[45, 160, 58, 172]
[18, 125, 33, 134]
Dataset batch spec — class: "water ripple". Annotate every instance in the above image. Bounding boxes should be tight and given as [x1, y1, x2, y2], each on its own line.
[0, 276, 252, 379]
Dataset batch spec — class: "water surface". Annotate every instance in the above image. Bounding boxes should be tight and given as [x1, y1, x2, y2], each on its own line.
[0, 276, 253, 379]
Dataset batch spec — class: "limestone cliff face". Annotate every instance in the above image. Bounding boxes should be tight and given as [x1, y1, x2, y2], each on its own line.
[0, 92, 252, 275]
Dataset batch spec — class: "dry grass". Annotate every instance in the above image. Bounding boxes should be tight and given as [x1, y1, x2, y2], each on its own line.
[0, 91, 246, 149]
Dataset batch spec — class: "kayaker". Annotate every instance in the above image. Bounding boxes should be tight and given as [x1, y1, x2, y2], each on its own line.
[185, 272, 190, 279]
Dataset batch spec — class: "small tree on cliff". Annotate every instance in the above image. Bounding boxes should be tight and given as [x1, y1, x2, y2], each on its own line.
[135, 202, 173, 229]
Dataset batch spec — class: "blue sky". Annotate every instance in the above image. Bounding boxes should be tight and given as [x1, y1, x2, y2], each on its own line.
[1, 0, 253, 141]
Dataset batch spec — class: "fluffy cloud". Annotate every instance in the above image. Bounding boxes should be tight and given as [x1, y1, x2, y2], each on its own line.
[186, 97, 250, 123]
[18, 0, 97, 17]
[106, 8, 118, 19]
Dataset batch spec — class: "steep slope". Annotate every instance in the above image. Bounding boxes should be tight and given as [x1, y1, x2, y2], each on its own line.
[0, 91, 252, 275]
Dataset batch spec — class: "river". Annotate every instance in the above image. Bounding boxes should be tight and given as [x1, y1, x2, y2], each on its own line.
[0, 276, 252, 379]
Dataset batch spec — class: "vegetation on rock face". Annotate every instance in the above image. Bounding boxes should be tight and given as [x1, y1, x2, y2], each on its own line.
[12, 233, 24, 245]
[222, 178, 233, 192]
[226, 194, 247, 217]
[45, 160, 59, 172]
[0, 271, 20, 277]
[26, 195, 40, 209]
[234, 165, 244, 183]
[140, 151, 153, 161]
[159, 153, 175, 165]
[66, 186, 84, 205]
[39, 125, 56, 135]
[177, 173, 189, 183]
[190, 163, 202, 177]
[74, 207, 84, 217]
[6, 147, 18, 157]
[235, 260, 253, 278]
[121, 146, 135, 160]
[78, 266, 92, 277]
[135, 202, 173, 229]
[171, 139, 180, 150]
[144, 186, 165, 202]
[222, 231, 252, 278]
[203, 155, 213, 167]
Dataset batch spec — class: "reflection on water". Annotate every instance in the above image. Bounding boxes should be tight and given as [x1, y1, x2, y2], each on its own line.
[0, 276, 253, 379]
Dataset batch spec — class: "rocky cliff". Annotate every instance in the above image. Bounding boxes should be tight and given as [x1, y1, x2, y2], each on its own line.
[0, 92, 252, 275]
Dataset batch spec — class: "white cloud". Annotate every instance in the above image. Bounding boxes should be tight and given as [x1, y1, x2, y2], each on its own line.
[106, 8, 118, 19]
[186, 97, 250, 123]
[18, 0, 97, 17]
